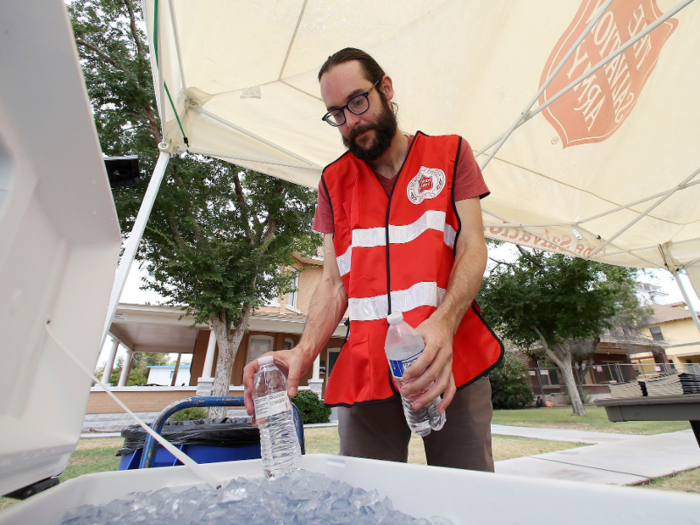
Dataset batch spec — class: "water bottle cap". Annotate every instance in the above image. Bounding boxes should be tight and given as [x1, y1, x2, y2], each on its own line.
[387, 312, 403, 325]
[258, 355, 274, 366]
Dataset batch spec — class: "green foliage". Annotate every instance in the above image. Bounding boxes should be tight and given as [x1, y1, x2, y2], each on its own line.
[68, 0, 321, 336]
[489, 352, 534, 410]
[292, 390, 331, 424]
[169, 407, 209, 421]
[479, 249, 640, 349]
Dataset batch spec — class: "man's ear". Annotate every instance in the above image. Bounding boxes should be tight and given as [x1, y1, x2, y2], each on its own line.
[380, 75, 394, 101]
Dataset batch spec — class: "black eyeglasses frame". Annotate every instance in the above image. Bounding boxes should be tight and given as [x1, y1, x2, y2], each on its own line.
[321, 79, 381, 127]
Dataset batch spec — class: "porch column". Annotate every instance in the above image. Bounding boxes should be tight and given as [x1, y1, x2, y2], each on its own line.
[196, 330, 217, 396]
[118, 348, 133, 386]
[171, 353, 182, 386]
[101, 337, 120, 385]
[203, 330, 217, 378]
[308, 353, 324, 398]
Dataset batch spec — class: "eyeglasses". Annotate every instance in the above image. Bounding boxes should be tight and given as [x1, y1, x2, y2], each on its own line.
[321, 80, 380, 127]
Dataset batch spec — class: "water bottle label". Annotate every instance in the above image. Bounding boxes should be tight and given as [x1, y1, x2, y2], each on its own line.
[254, 391, 289, 419]
[388, 349, 423, 378]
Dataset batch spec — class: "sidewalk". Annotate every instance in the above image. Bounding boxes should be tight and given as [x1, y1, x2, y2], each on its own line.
[495, 429, 700, 485]
[491, 424, 641, 444]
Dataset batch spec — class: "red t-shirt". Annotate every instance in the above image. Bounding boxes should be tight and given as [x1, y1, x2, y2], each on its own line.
[313, 135, 489, 233]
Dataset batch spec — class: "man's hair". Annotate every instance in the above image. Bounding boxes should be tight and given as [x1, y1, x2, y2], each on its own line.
[318, 47, 386, 84]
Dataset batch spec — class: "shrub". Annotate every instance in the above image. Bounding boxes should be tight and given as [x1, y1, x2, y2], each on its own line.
[169, 407, 209, 421]
[489, 352, 534, 410]
[292, 390, 331, 424]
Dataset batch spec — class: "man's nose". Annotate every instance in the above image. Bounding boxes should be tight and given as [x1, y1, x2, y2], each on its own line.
[343, 109, 362, 129]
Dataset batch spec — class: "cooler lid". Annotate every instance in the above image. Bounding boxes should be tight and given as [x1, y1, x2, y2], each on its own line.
[0, 1, 122, 496]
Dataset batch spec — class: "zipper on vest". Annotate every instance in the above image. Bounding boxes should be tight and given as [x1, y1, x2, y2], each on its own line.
[384, 132, 422, 316]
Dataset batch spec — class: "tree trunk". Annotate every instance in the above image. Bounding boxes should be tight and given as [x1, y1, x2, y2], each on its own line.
[534, 328, 586, 416]
[208, 304, 253, 418]
[557, 352, 587, 416]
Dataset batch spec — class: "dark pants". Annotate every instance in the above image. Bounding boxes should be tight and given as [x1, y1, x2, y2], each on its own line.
[337, 376, 494, 471]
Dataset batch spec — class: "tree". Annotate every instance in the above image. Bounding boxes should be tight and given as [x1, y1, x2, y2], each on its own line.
[489, 350, 533, 410]
[479, 247, 641, 416]
[70, 0, 321, 415]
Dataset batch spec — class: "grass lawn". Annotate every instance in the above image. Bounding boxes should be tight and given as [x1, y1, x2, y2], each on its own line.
[637, 468, 700, 494]
[492, 406, 691, 435]
[304, 427, 586, 465]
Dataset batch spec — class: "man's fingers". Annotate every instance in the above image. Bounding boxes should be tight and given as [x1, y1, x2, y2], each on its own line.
[437, 378, 457, 414]
[400, 346, 450, 397]
[411, 366, 452, 409]
[286, 362, 301, 398]
[242, 361, 260, 416]
[401, 341, 439, 381]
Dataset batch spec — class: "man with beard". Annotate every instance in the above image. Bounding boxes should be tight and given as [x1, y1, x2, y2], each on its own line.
[243, 48, 503, 471]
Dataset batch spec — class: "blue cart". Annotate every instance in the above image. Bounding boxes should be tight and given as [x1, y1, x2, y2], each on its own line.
[117, 396, 305, 470]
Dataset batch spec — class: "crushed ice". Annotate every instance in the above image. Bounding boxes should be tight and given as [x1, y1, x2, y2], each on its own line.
[60, 470, 453, 524]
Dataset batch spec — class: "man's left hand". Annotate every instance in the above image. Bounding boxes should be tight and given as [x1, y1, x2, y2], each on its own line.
[399, 315, 457, 414]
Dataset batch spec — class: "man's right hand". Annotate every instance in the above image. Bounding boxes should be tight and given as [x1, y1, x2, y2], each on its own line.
[242, 346, 312, 420]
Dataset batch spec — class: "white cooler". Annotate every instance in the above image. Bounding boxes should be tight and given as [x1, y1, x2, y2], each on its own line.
[0, 3, 699, 525]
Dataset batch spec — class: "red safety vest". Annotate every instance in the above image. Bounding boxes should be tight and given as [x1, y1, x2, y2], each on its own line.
[321, 132, 503, 407]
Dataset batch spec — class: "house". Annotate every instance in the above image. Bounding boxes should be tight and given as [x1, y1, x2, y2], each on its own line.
[88, 252, 348, 416]
[525, 302, 700, 401]
[525, 324, 669, 400]
[146, 365, 191, 386]
[638, 302, 700, 369]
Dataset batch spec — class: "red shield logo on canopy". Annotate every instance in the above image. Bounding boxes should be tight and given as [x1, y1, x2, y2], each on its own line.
[539, 0, 677, 148]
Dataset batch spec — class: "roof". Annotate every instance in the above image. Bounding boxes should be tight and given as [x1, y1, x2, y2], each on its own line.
[645, 303, 695, 325]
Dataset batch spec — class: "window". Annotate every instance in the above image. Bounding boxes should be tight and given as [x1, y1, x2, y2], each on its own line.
[261, 273, 280, 306]
[286, 273, 300, 312]
[650, 326, 664, 341]
[247, 336, 274, 364]
[284, 338, 295, 350]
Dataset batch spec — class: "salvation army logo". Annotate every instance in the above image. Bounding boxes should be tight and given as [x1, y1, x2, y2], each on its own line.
[407, 167, 445, 205]
[539, 0, 677, 147]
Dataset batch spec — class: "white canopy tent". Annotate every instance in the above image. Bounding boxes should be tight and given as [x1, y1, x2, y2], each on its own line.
[106, 0, 700, 339]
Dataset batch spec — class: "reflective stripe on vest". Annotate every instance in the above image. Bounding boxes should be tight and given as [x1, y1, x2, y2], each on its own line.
[336, 210, 457, 277]
[348, 281, 447, 322]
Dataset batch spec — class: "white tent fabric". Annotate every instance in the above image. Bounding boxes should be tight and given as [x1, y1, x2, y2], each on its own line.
[143, 0, 700, 281]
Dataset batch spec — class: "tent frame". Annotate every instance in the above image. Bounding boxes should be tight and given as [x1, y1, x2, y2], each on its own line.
[478, 0, 697, 271]
[103, 0, 700, 347]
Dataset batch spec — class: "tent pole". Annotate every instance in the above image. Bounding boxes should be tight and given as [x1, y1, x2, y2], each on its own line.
[100, 151, 171, 349]
[660, 243, 700, 335]
[579, 179, 700, 225]
[476, 0, 694, 162]
[533, 0, 693, 122]
[671, 271, 700, 335]
[478, 0, 614, 171]
[589, 166, 700, 257]
[167, 0, 187, 90]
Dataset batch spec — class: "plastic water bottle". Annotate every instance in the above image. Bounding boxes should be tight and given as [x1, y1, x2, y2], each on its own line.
[385, 312, 446, 436]
[253, 356, 301, 479]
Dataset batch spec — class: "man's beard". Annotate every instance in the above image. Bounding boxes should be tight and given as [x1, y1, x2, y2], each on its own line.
[342, 97, 398, 162]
